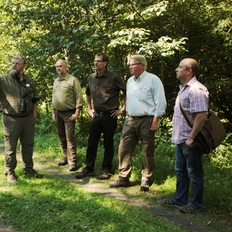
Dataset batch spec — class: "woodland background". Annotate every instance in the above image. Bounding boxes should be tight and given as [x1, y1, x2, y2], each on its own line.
[0, 0, 232, 218]
[0, 0, 231, 124]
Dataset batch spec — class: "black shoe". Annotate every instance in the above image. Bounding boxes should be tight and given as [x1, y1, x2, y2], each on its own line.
[24, 169, 43, 178]
[75, 168, 95, 179]
[98, 169, 111, 180]
[140, 180, 150, 191]
[109, 178, 130, 188]
[69, 165, 78, 172]
[58, 159, 68, 166]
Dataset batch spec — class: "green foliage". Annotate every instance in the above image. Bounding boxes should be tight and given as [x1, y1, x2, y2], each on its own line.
[1, 0, 232, 123]
[203, 134, 232, 212]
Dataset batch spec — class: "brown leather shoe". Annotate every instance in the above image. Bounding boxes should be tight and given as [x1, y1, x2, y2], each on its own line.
[6, 171, 17, 183]
[109, 178, 130, 188]
[98, 169, 111, 180]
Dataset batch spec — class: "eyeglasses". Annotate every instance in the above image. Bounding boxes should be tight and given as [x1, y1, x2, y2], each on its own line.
[129, 63, 141, 67]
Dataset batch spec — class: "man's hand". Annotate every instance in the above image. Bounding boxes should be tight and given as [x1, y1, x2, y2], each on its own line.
[111, 109, 124, 118]
[88, 109, 95, 118]
[185, 137, 194, 147]
[69, 114, 79, 121]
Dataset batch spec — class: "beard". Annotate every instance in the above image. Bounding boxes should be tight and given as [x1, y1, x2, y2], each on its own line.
[10, 69, 20, 77]
[56, 70, 64, 76]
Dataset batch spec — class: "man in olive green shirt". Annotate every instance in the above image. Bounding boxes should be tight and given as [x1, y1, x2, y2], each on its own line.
[52, 59, 83, 171]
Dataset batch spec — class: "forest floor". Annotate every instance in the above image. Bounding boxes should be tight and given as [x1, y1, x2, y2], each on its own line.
[0, 156, 231, 232]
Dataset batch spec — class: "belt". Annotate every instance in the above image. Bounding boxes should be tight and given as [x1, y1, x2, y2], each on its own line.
[57, 109, 75, 112]
[130, 115, 154, 119]
[94, 111, 112, 117]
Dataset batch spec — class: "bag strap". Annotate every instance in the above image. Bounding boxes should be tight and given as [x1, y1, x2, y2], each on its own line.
[179, 103, 193, 128]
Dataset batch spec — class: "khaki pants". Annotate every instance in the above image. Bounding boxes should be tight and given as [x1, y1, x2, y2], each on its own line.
[118, 116, 155, 184]
[56, 109, 77, 165]
[2, 114, 36, 174]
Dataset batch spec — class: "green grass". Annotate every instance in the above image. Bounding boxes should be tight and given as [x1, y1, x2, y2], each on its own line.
[0, 160, 184, 232]
[0, 114, 232, 231]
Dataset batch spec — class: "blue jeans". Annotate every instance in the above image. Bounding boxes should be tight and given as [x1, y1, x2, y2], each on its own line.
[171, 143, 204, 209]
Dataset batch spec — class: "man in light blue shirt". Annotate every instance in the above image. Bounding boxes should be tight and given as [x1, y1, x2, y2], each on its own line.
[109, 55, 166, 191]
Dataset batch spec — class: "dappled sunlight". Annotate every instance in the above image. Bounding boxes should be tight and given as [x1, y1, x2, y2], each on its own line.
[0, 160, 183, 232]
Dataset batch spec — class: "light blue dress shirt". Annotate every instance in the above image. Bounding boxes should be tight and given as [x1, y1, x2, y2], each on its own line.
[126, 71, 166, 117]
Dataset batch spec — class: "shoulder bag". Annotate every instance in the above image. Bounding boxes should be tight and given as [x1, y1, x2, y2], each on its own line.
[179, 104, 226, 154]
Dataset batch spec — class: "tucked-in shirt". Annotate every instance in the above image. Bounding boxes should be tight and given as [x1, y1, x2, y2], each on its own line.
[86, 70, 126, 112]
[126, 71, 166, 117]
[0, 73, 38, 116]
[172, 77, 209, 144]
[52, 73, 83, 111]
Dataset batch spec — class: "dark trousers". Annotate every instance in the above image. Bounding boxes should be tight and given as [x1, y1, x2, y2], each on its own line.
[2, 113, 36, 174]
[56, 110, 77, 165]
[86, 114, 117, 171]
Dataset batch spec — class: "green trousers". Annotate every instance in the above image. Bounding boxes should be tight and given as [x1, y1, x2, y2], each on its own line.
[2, 113, 36, 174]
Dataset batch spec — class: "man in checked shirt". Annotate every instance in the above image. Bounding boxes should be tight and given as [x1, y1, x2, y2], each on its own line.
[162, 58, 209, 213]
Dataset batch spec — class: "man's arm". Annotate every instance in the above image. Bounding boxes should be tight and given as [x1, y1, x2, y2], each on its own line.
[185, 111, 207, 146]
[33, 103, 38, 118]
[150, 116, 160, 131]
[86, 95, 94, 118]
[111, 97, 127, 118]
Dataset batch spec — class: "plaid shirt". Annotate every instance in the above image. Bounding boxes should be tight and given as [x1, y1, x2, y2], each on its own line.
[172, 77, 209, 144]
[0, 73, 38, 116]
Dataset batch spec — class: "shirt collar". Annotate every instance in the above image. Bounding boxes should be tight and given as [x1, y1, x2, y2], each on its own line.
[58, 73, 69, 81]
[95, 70, 108, 78]
[179, 76, 197, 90]
[133, 71, 146, 82]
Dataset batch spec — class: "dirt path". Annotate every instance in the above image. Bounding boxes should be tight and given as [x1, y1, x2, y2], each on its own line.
[32, 162, 220, 232]
[1, 159, 230, 232]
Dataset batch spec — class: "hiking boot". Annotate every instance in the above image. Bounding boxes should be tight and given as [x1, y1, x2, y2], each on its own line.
[69, 164, 78, 172]
[57, 159, 68, 166]
[140, 180, 150, 191]
[24, 169, 43, 178]
[98, 169, 111, 180]
[75, 167, 95, 179]
[6, 171, 17, 183]
[109, 178, 130, 188]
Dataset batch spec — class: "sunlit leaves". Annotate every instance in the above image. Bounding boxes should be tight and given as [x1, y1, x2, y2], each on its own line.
[140, 1, 168, 17]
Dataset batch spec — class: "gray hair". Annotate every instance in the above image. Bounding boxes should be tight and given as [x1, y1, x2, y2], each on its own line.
[130, 54, 147, 70]
[12, 55, 26, 65]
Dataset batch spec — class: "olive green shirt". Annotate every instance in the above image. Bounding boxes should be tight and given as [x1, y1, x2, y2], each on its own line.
[0, 73, 38, 116]
[52, 73, 83, 111]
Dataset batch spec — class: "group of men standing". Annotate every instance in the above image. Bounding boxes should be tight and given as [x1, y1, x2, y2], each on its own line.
[0, 53, 208, 214]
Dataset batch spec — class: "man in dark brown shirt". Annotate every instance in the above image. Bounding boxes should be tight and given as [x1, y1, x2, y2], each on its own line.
[76, 53, 126, 180]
